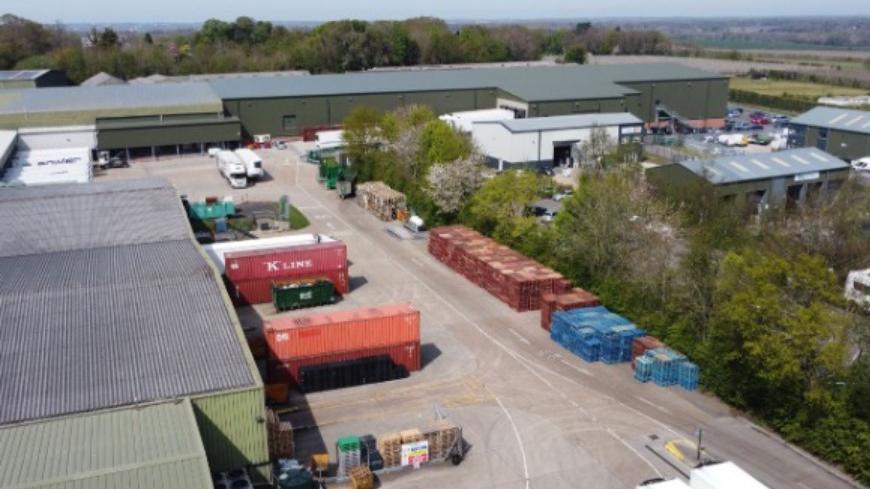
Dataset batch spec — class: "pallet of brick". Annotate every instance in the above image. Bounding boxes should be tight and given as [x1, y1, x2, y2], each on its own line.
[356, 182, 406, 221]
[400, 428, 422, 443]
[541, 288, 601, 331]
[266, 409, 295, 459]
[349, 466, 374, 489]
[377, 432, 402, 468]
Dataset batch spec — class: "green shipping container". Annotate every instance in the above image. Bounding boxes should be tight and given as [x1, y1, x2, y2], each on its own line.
[272, 278, 336, 311]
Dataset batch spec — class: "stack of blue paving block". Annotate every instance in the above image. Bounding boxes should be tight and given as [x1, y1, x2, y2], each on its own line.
[550, 306, 644, 365]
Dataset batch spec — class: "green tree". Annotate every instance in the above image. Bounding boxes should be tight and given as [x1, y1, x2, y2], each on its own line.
[463, 171, 541, 236]
[418, 119, 472, 167]
[563, 44, 587, 64]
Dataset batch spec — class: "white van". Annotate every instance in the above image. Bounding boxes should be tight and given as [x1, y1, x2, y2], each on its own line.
[216, 150, 248, 189]
[234, 148, 264, 179]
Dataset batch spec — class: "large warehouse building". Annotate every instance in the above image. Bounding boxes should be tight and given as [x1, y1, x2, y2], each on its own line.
[0, 63, 727, 162]
[789, 106, 870, 161]
[0, 178, 269, 484]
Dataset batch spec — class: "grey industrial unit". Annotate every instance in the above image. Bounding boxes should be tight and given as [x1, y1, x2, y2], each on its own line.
[0, 179, 269, 483]
[472, 112, 644, 169]
[646, 148, 850, 210]
[0, 400, 214, 489]
[213, 63, 728, 139]
[0, 63, 726, 154]
[0, 69, 72, 89]
[0, 83, 241, 158]
[788, 106, 870, 161]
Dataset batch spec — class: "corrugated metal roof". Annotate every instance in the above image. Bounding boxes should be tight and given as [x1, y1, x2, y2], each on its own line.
[491, 112, 643, 132]
[0, 178, 191, 258]
[96, 115, 240, 130]
[790, 106, 870, 135]
[210, 63, 721, 102]
[0, 399, 213, 489]
[0, 70, 51, 81]
[81, 71, 126, 87]
[679, 148, 849, 185]
[0, 129, 15, 163]
[0, 82, 222, 115]
[0, 178, 255, 426]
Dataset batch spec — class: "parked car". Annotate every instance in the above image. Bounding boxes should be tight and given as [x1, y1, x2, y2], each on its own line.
[851, 157, 870, 173]
[749, 114, 770, 125]
[274, 140, 288, 150]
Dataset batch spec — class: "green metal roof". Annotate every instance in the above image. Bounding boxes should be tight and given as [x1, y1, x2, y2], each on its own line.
[210, 63, 724, 103]
[96, 115, 241, 130]
[679, 147, 849, 185]
[791, 106, 870, 136]
[0, 399, 213, 489]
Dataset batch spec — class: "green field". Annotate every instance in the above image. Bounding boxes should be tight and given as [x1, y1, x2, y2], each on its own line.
[730, 77, 869, 99]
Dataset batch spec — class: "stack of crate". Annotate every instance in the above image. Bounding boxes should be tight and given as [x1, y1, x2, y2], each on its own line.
[400, 428, 422, 445]
[348, 466, 374, 489]
[337, 436, 361, 478]
[423, 420, 460, 460]
[376, 432, 402, 468]
[265, 409, 294, 459]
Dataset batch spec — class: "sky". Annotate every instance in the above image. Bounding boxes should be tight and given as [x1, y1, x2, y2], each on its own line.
[3, 0, 869, 23]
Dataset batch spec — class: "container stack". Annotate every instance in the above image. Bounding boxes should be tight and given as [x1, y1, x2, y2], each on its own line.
[356, 182, 406, 221]
[540, 287, 600, 331]
[429, 225, 569, 312]
[550, 306, 645, 364]
[336, 436, 361, 478]
[265, 304, 421, 389]
[376, 433, 402, 468]
[224, 240, 349, 305]
[266, 409, 295, 459]
[187, 196, 235, 220]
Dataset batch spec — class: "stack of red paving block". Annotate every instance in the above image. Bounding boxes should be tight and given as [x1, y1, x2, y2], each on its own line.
[429, 225, 569, 312]
[540, 287, 601, 331]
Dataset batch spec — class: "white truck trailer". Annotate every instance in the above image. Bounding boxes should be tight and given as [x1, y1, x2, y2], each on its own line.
[216, 150, 248, 189]
[234, 148, 264, 180]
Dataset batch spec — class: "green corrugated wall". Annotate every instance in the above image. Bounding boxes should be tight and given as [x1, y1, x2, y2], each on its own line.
[191, 387, 269, 477]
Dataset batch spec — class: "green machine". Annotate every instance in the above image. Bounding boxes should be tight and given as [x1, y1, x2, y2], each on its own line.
[272, 277, 337, 311]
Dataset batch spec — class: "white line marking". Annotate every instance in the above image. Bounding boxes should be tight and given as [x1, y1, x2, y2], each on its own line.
[493, 393, 531, 489]
[508, 328, 531, 345]
[326, 222, 335, 230]
[607, 427, 664, 479]
[411, 258, 424, 267]
[636, 396, 672, 415]
[559, 359, 593, 376]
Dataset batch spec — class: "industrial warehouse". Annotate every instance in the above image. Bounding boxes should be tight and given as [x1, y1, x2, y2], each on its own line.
[788, 106, 870, 161]
[0, 63, 727, 165]
[0, 178, 270, 486]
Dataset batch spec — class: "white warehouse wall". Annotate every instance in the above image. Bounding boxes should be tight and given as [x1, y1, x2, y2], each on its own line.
[472, 121, 622, 166]
[16, 126, 97, 151]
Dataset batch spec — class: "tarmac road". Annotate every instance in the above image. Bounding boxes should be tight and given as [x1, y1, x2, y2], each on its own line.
[98, 148, 863, 489]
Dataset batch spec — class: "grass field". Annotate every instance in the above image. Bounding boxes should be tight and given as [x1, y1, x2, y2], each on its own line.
[730, 77, 869, 99]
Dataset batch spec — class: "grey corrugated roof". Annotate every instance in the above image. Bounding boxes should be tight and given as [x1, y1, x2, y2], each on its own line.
[0, 129, 15, 162]
[791, 106, 870, 136]
[0, 70, 51, 81]
[0, 178, 191, 258]
[0, 399, 212, 489]
[490, 112, 643, 132]
[0, 178, 255, 426]
[679, 148, 849, 185]
[0, 82, 222, 115]
[81, 71, 126, 87]
[210, 63, 721, 103]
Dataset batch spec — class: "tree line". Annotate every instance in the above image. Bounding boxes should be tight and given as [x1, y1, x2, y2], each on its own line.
[0, 14, 671, 82]
[342, 104, 870, 485]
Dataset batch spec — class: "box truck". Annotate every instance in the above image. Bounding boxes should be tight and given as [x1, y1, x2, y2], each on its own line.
[216, 150, 248, 189]
[234, 148, 264, 180]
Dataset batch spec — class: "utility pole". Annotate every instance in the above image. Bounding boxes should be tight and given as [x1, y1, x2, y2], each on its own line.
[696, 427, 704, 462]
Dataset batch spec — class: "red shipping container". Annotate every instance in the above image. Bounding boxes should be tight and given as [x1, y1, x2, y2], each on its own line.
[265, 303, 420, 361]
[225, 241, 349, 294]
[267, 341, 421, 386]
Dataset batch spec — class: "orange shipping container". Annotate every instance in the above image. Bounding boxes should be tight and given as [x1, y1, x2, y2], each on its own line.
[265, 304, 421, 361]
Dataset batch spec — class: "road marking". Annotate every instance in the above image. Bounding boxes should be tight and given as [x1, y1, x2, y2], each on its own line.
[411, 258, 424, 267]
[636, 396, 672, 415]
[559, 359, 592, 376]
[325, 222, 335, 230]
[493, 393, 531, 489]
[607, 427, 664, 479]
[508, 328, 531, 345]
[296, 205, 324, 210]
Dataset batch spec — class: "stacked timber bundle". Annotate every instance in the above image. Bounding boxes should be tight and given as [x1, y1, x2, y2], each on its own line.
[540, 287, 601, 331]
[429, 225, 569, 311]
[349, 466, 374, 489]
[377, 433, 402, 468]
[266, 409, 294, 459]
[356, 181, 406, 221]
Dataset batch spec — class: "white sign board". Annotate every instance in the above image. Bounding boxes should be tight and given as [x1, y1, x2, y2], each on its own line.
[794, 171, 820, 182]
[400, 440, 429, 467]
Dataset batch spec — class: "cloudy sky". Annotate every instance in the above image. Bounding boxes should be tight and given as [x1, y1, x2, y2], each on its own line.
[4, 0, 869, 22]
